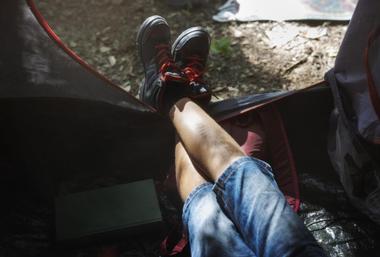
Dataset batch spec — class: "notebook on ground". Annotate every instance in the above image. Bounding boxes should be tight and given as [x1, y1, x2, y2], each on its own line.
[55, 179, 162, 244]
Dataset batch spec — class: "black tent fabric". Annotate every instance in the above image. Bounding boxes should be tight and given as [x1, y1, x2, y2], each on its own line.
[0, 0, 173, 197]
[1, 0, 379, 257]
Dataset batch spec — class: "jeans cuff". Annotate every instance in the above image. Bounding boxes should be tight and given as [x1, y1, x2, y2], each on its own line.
[182, 182, 214, 232]
[212, 156, 272, 195]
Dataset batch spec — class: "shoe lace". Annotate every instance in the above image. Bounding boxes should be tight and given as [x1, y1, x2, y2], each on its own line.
[183, 56, 205, 83]
[183, 56, 217, 100]
[155, 44, 178, 76]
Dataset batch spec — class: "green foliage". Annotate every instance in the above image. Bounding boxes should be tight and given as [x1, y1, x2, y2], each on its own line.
[210, 37, 232, 57]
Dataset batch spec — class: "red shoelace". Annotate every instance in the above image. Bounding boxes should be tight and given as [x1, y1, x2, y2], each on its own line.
[183, 56, 205, 84]
[155, 44, 177, 74]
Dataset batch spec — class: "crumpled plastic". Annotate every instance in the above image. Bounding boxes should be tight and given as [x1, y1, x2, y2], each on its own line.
[298, 172, 379, 257]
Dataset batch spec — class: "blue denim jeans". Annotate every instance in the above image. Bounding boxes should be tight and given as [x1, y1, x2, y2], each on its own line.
[182, 157, 327, 257]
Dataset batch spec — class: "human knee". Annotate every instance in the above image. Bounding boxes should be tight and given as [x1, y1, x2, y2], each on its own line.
[187, 193, 225, 236]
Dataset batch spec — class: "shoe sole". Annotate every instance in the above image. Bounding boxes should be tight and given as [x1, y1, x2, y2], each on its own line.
[171, 26, 210, 63]
[136, 15, 169, 71]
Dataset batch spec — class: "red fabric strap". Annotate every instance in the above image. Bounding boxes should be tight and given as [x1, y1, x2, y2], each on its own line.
[160, 230, 188, 256]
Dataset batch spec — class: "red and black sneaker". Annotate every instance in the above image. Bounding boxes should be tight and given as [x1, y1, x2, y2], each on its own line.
[172, 26, 212, 105]
[137, 16, 187, 112]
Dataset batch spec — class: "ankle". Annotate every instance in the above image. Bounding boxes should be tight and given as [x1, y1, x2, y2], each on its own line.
[169, 97, 192, 117]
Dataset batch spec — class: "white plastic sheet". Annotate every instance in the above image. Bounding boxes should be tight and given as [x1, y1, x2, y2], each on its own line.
[213, 0, 357, 22]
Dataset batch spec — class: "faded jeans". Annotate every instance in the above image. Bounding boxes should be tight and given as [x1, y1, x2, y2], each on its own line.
[182, 157, 327, 257]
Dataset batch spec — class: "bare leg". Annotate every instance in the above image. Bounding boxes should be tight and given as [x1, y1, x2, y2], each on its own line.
[175, 138, 256, 257]
[170, 98, 246, 181]
[175, 139, 208, 201]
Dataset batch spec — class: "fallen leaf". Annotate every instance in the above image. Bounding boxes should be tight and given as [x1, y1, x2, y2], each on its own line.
[100, 46, 111, 53]
[108, 56, 116, 66]
[69, 41, 77, 47]
[303, 27, 327, 39]
[265, 24, 299, 48]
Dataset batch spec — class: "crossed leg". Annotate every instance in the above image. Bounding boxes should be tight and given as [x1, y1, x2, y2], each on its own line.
[175, 140, 255, 257]
[171, 98, 327, 257]
[171, 98, 246, 182]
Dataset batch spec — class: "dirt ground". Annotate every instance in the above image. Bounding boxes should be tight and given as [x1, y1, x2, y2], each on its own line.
[37, 0, 348, 101]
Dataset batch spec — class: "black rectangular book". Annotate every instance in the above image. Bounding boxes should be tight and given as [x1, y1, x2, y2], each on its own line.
[55, 179, 162, 244]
